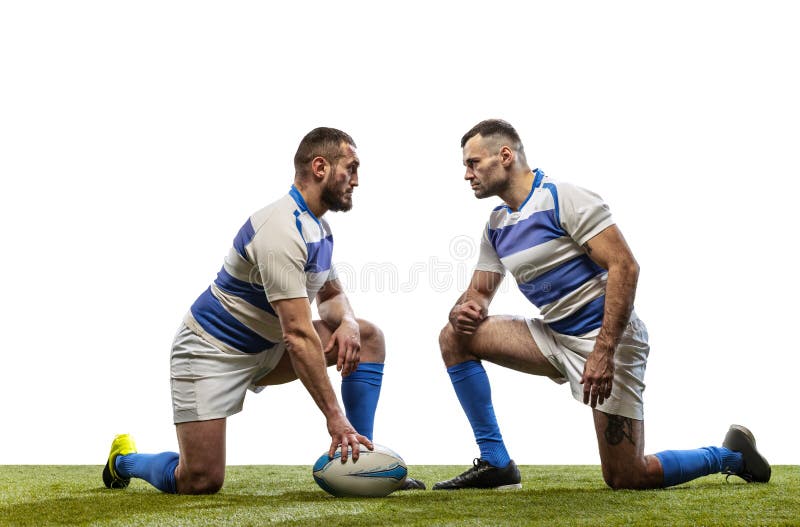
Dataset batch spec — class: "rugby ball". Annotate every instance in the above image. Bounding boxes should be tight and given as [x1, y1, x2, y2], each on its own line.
[312, 443, 408, 497]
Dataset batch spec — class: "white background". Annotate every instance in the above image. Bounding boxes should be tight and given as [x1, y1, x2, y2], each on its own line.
[1, 1, 798, 467]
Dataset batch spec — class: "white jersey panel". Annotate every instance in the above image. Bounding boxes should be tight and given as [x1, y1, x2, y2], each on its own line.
[186, 186, 336, 353]
[477, 169, 615, 336]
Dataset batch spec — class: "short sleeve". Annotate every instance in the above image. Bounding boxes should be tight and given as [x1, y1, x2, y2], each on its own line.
[557, 182, 615, 246]
[249, 219, 310, 302]
[474, 224, 506, 275]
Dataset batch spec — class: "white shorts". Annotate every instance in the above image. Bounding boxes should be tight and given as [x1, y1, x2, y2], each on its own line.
[526, 316, 650, 420]
[170, 323, 285, 424]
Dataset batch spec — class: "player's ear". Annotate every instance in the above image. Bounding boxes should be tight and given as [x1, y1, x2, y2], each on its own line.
[311, 156, 328, 181]
[499, 146, 514, 167]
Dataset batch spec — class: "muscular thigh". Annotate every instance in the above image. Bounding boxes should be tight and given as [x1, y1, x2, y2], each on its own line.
[254, 320, 346, 386]
[463, 316, 561, 377]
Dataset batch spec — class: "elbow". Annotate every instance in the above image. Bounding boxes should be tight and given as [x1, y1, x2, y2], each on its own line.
[282, 332, 301, 353]
[625, 258, 640, 281]
[609, 256, 639, 283]
[281, 326, 314, 353]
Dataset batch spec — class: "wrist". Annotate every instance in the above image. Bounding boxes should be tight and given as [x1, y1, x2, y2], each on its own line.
[325, 407, 345, 421]
[592, 339, 616, 356]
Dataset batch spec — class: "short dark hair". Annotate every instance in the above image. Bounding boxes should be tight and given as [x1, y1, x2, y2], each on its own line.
[460, 119, 522, 149]
[294, 127, 356, 176]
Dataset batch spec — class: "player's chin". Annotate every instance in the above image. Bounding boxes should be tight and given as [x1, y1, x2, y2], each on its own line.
[330, 200, 353, 212]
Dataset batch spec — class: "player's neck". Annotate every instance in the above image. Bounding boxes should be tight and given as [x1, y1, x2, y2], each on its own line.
[293, 183, 327, 218]
[500, 170, 536, 212]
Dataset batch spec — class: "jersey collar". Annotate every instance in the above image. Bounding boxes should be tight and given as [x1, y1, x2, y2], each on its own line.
[502, 168, 545, 212]
[289, 185, 321, 224]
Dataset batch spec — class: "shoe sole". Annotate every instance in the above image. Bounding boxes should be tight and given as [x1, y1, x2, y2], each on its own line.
[432, 482, 522, 491]
[723, 425, 771, 483]
[102, 461, 130, 489]
[432, 460, 522, 491]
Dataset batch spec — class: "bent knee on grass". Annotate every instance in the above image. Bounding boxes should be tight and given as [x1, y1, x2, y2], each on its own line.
[176, 467, 225, 495]
[599, 449, 663, 490]
[602, 469, 657, 490]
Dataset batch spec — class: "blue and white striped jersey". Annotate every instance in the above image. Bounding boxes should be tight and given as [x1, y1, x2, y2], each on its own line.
[476, 170, 615, 336]
[185, 186, 337, 354]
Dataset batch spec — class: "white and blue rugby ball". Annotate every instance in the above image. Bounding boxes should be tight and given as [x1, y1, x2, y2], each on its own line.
[312, 443, 408, 497]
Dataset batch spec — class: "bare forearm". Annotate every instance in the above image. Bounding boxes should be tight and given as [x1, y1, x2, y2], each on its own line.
[449, 272, 503, 334]
[449, 289, 487, 323]
[596, 262, 639, 353]
[318, 293, 356, 328]
[285, 333, 343, 418]
[458, 288, 486, 306]
[452, 272, 501, 313]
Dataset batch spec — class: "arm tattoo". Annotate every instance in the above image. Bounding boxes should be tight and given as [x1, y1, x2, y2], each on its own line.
[604, 415, 635, 446]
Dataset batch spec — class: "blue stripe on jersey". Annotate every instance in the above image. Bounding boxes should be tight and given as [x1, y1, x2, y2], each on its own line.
[289, 186, 308, 211]
[289, 185, 321, 225]
[233, 219, 256, 260]
[488, 209, 565, 258]
[517, 255, 606, 307]
[543, 183, 560, 226]
[213, 267, 276, 316]
[190, 287, 277, 353]
[293, 210, 306, 243]
[531, 168, 545, 190]
[547, 295, 606, 336]
[305, 235, 333, 273]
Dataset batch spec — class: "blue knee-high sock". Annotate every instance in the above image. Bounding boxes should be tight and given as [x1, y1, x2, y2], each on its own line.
[116, 452, 179, 494]
[655, 447, 742, 487]
[341, 362, 384, 441]
[447, 360, 511, 468]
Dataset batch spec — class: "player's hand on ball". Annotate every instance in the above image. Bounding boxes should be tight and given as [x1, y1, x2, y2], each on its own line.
[327, 414, 373, 461]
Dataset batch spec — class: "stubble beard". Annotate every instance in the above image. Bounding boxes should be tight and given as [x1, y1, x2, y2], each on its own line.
[474, 177, 509, 200]
[473, 159, 508, 199]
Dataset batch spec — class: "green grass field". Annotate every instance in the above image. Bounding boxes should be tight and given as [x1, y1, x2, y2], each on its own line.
[1, 465, 798, 526]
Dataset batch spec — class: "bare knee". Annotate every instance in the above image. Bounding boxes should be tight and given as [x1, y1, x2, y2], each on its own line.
[177, 466, 225, 494]
[439, 323, 469, 366]
[602, 469, 638, 490]
[358, 319, 385, 363]
[439, 323, 454, 361]
[601, 463, 658, 490]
